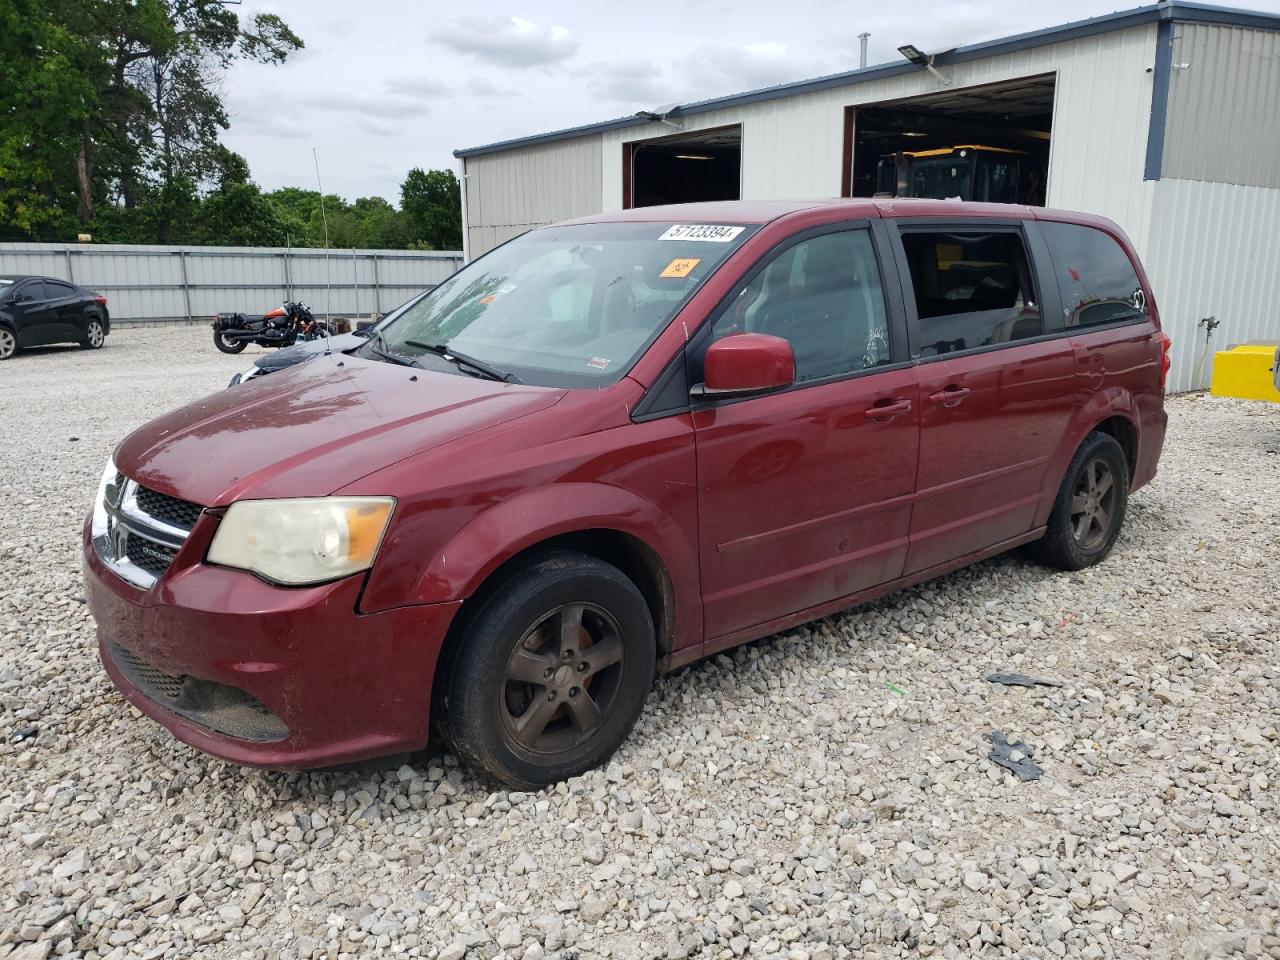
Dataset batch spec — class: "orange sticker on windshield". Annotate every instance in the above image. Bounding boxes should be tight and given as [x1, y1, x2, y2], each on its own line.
[660, 257, 701, 279]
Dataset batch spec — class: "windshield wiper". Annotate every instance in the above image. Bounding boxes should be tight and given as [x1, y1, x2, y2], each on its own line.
[405, 340, 518, 383]
[365, 330, 416, 367]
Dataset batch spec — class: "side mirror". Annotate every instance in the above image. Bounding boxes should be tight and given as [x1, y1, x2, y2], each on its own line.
[694, 333, 795, 399]
[12, 293, 30, 303]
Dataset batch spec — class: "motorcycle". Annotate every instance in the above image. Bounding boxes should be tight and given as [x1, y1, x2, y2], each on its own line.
[211, 301, 320, 354]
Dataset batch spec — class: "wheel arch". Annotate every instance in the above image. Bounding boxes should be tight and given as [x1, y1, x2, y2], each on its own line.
[1090, 413, 1138, 480]
[394, 482, 699, 658]
[1037, 391, 1141, 527]
[441, 527, 678, 662]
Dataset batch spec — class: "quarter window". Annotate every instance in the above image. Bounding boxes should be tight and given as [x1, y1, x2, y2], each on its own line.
[1041, 221, 1147, 328]
[900, 230, 1042, 356]
[711, 230, 892, 383]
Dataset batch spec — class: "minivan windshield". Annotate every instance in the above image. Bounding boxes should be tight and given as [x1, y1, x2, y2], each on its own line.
[368, 221, 757, 387]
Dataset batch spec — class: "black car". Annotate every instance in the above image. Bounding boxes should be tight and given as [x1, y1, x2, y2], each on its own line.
[0, 275, 110, 360]
[228, 290, 429, 385]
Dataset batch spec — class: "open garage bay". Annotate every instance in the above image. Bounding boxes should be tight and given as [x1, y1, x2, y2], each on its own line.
[0, 327, 1277, 959]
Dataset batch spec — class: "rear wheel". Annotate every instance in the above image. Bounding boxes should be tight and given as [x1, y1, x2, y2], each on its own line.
[0, 326, 15, 360]
[437, 550, 655, 789]
[213, 329, 247, 354]
[1027, 431, 1129, 570]
[80, 318, 105, 349]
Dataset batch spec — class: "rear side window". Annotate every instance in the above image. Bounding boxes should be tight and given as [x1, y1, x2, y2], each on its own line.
[711, 229, 891, 383]
[1041, 222, 1147, 328]
[45, 280, 75, 298]
[900, 230, 1042, 356]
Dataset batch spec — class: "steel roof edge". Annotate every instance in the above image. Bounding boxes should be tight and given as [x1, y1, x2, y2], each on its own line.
[453, 0, 1280, 159]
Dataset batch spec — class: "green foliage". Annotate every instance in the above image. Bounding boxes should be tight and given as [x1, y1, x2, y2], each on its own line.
[0, 0, 302, 243]
[258, 179, 460, 251]
[0, 0, 96, 238]
[1, 0, 461, 250]
[401, 168, 463, 250]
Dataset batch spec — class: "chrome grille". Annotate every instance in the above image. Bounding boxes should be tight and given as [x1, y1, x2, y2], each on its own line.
[134, 488, 203, 532]
[124, 536, 178, 577]
[93, 476, 203, 588]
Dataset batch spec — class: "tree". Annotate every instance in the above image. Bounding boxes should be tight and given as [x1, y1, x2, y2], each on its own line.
[0, 0, 303, 242]
[0, 0, 96, 238]
[99, 1, 300, 220]
[401, 169, 462, 250]
[194, 183, 288, 247]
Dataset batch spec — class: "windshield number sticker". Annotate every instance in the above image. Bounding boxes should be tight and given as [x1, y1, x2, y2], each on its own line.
[659, 224, 745, 243]
[587, 356, 611, 370]
[659, 257, 701, 279]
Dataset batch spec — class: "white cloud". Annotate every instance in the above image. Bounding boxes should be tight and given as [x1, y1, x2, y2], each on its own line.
[385, 76, 453, 100]
[464, 76, 518, 98]
[680, 41, 829, 99]
[582, 41, 831, 110]
[431, 15, 578, 69]
[583, 60, 674, 108]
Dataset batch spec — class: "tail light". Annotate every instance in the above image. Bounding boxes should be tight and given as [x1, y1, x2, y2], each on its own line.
[93, 295, 107, 307]
[1158, 331, 1172, 390]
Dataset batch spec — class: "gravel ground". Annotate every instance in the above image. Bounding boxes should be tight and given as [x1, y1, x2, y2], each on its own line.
[1, 326, 1278, 960]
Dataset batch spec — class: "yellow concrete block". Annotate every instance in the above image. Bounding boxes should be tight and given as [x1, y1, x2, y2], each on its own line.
[1210, 344, 1280, 402]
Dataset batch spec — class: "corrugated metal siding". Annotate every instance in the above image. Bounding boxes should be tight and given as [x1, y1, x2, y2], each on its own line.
[594, 25, 1158, 244]
[1162, 24, 1280, 188]
[0, 243, 463, 322]
[465, 137, 602, 255]
[464, 26, 1161, 252]
[1141, 177, 1280, 392]
[458, 22, 1280, 394]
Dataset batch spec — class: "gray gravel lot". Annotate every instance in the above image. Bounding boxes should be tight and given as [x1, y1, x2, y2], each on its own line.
[1, 326, 1278, 960]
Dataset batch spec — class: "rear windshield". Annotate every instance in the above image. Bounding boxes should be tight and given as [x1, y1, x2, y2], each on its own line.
[1040, 221, 1148, 328]
[374, 221, 757, 387]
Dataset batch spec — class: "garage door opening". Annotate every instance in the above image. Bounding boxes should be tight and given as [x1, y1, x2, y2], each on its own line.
[842, 75, 1055, 205]
[624, 125, 741, 209]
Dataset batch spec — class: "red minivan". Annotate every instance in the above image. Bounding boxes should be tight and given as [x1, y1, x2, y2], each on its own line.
[84, 200, 1169, 788]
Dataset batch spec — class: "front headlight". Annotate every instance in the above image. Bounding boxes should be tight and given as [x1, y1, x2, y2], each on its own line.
[207, 497, 395, 586]
[90, 456, 122, 540]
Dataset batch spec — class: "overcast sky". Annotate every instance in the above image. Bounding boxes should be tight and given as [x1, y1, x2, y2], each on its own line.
[221, 0, 1280, 202]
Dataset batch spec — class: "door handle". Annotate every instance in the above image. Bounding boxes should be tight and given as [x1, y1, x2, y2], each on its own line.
[865, 398, 913, 421]
[928, 386, 971, 407]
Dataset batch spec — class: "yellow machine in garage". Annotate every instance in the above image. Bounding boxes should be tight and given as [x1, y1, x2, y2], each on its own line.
[1210, 343, 1280, 402]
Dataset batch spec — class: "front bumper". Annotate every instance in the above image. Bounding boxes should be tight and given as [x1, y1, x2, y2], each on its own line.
[84, 530, 460, 769]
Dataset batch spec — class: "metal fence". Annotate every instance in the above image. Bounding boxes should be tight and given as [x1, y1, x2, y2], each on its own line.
[0, 242, 465, 323]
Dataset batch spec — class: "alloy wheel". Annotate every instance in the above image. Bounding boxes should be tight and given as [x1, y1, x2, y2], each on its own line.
[0, 328, 14, 359]
[1070, 457, 1116, 549]
[87, 321, 104, 347]
[499, 602, 626, 755]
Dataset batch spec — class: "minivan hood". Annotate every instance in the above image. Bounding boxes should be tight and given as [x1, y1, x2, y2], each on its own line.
[116, 356, 565, 505]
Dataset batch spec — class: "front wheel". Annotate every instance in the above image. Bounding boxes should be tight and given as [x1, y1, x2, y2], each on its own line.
[1027, 431, 1130, 570]
[213, 329, 247, 354]
[0, 326, 16, 360]
[437, 550, 656, 789]
[80, 318, 105, 349]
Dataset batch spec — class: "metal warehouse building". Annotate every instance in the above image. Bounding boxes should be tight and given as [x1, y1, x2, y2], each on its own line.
[455, 1, 1280, 393]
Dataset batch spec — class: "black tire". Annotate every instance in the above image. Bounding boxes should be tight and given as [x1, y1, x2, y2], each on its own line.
[80, 317, 106, 350]
[0, 326, 16, 360]
[1027, 431, 1130, 571]
[436, 550, 656, 789]
[213, 329, 247, 354]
